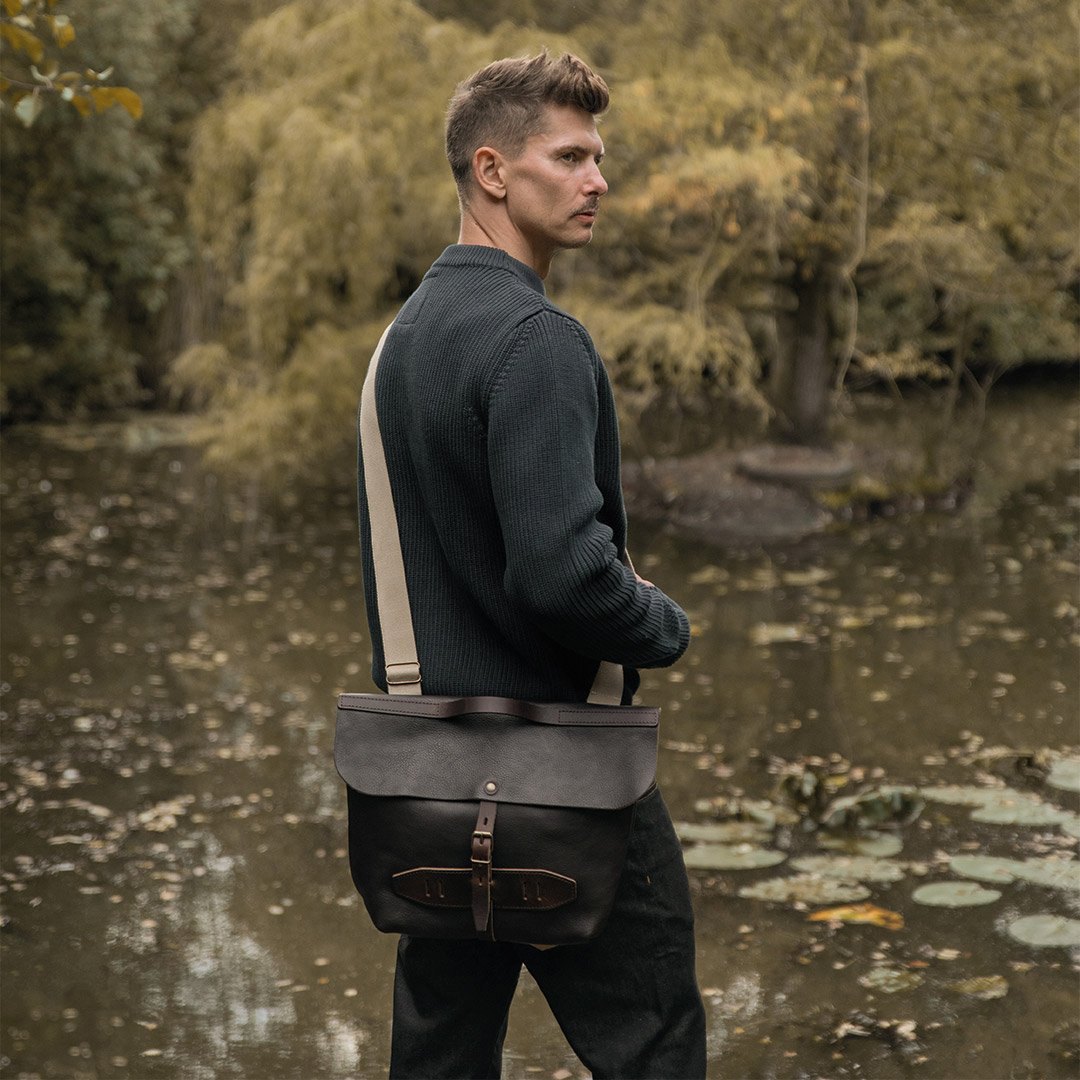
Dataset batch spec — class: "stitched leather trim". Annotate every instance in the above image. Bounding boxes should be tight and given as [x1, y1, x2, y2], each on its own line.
[338, 693, 658, 727]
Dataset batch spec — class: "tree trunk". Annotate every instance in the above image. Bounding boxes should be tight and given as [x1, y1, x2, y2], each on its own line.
[770, 262, 838, 446]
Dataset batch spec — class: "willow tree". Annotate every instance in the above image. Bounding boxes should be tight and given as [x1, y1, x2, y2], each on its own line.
[174, 0, 594, 484]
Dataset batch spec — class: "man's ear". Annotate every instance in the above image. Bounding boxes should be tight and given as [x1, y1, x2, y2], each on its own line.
[471, 146, 507, 201]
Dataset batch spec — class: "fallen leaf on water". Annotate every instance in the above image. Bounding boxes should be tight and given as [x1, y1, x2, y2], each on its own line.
[858, 965, 924, 993]
[749, 622, 817, 646]
[947, 975, 1009, 999]
[807, 903, 904, 930]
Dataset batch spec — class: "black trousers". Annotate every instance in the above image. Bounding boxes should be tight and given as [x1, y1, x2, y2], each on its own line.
[388, 786, 708, 1079]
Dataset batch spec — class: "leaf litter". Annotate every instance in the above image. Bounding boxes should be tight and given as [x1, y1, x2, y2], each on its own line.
[946, 975, 1009, 999]
[858, 965, 924, 993]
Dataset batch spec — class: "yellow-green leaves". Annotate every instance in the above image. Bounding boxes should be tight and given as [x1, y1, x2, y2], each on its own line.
[45, 11, 72, 47]
[1, 21, 43, 62]
[89, 85, 141, 119]
[1, 0, 140, 126]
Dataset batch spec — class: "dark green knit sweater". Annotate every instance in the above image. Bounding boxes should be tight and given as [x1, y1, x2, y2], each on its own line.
[358, 244, 690, 704]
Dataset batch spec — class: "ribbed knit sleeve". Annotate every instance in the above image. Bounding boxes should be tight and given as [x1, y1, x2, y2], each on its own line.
[486, 311, 691, 669]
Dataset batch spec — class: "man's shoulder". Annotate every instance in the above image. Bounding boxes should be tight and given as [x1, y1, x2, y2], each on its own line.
[509, 301, 598, 359]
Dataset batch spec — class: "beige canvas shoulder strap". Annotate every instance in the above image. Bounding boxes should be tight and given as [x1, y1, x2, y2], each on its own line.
[359, 321, 627, 705]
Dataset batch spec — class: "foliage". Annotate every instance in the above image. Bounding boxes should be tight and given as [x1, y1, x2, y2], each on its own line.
[561, 0, 1078, 438]
[7, 0, 1076, 470]
[0, 0, 142, 127]
[173, 0, 594, 483]
[0, 0, 196, 419]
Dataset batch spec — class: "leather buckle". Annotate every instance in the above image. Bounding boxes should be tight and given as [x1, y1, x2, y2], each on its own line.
[471, 830, 493, 864]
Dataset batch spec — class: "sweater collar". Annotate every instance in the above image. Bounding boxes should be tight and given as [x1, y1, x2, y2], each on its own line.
[432, 244, 546, 296]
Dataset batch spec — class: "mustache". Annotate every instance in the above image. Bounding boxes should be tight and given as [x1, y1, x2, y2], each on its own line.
[571, 202, 600, 216]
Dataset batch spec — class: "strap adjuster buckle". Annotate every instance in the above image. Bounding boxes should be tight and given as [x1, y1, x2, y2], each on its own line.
[471, 831, 493, 865]
[385, 661, 421, 686]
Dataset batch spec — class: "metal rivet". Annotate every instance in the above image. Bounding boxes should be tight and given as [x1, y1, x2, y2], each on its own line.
[483, 780, 498, 795]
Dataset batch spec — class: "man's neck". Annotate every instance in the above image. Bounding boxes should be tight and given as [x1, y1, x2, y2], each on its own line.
[458, 212, 553, 280]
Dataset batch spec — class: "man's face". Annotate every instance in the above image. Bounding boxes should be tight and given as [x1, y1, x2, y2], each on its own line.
[499, 103, 608, 257]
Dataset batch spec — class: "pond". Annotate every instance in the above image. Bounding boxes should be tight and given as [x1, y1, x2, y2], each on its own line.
[2, 383, 1078, 1080]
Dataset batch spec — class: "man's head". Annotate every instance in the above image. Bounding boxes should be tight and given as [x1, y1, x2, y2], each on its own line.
[446, 51, 609, 207]
[446, 52, 610, 276]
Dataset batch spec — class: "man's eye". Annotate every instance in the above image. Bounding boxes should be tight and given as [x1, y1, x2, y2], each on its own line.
[560, 152, 576, 162]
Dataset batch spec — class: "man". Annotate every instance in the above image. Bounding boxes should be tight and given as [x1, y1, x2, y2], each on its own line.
[358, 50, 707, 1080]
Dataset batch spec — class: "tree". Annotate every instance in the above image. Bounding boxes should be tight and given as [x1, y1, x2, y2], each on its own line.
[1, 0, 195, 418]
[173, 0, 596, 484]
[565, 0, 1078, 445]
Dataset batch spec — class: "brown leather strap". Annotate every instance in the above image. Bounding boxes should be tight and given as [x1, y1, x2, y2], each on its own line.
[392, 867, 577, 911]
[471, 801, 497, 938]
[337, 693, 658, 727]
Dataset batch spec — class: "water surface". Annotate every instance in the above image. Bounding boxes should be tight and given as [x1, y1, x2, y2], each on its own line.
[2, 386, 1078, 1079]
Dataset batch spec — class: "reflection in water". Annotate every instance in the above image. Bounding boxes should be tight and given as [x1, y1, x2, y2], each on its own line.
[1, 389, 1077, 1079]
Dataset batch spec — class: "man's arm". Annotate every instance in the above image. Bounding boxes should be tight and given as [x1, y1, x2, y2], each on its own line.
[486, 310, 690, 669]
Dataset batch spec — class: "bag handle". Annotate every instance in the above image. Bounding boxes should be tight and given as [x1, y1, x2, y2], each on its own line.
[359, 322, 628, 705]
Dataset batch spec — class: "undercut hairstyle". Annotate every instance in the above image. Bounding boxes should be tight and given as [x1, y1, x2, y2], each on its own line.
[445, 51, 610, 202]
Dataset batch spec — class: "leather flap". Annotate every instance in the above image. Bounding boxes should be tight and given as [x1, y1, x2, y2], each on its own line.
[334, 694, 658, 810]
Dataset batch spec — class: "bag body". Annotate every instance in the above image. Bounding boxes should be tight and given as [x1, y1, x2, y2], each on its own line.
[335, 692, 658, 944]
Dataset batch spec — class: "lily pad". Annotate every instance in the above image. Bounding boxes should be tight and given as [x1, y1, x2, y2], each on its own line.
[920, 785, 1009, 806]
[948, 855, 1020, 884]
[691, 797, 800, 828]
[970, 795, 1068, 827]
[791, 855, 906, 884]
[682, 844, 788, 871]
[947, 975, 1009, 1000]
[675, 821, 772, 845]
[858, 966, 924, 993]
[1011, 858, 1080, 891]
[739, 874, 870, 904]
[1046, 757, 1080, 794]
[912, 882, 1002, 907]
[1006, 914, 1080, 948]
[819, 832, 903, 858]
[1058, 813, 1080, 840]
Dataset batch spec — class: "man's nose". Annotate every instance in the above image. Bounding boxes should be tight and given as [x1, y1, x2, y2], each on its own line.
[584, 161, 608, 197]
